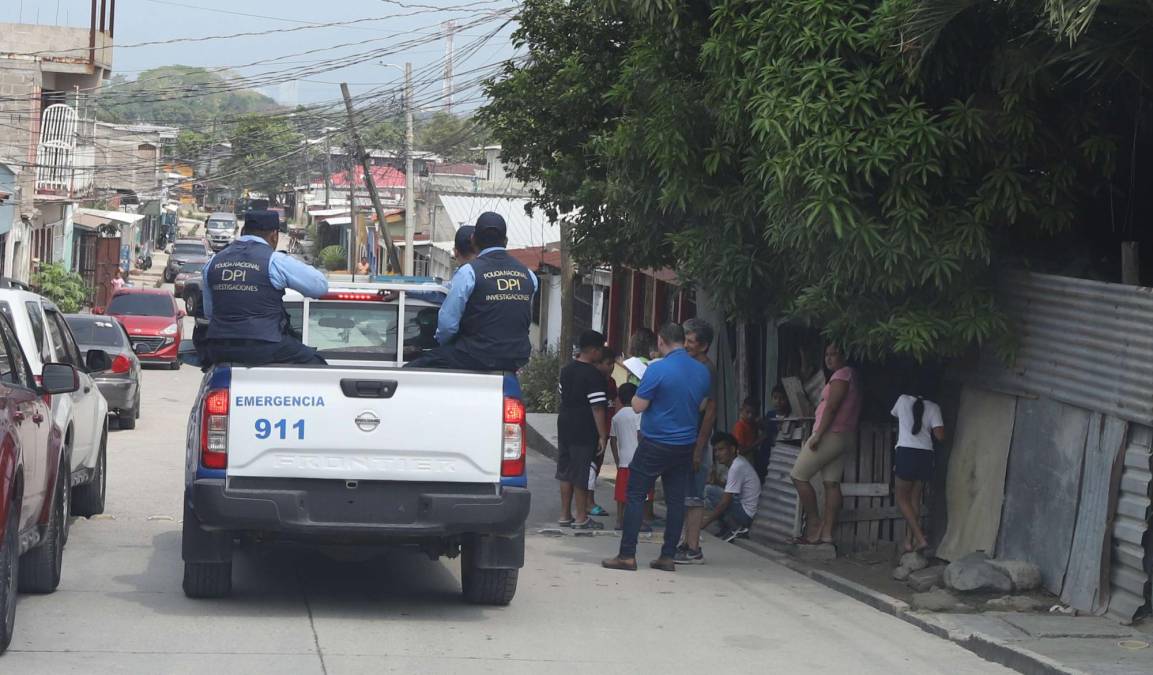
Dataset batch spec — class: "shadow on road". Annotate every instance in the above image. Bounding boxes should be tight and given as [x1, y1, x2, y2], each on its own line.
[111, 530, 489, 623]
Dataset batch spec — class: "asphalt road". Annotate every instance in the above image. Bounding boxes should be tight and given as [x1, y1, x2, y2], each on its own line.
[2, 351, 1012, 673]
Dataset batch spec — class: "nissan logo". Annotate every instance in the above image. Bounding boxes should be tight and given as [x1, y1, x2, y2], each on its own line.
[355, 412, 380, 432]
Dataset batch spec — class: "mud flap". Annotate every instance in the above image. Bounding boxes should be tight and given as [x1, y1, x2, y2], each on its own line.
[467, 527, 525, 570]
[182, 490, 232, 563]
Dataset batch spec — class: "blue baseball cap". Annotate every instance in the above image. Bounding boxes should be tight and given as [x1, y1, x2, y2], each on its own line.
[243, 210, 280, 231]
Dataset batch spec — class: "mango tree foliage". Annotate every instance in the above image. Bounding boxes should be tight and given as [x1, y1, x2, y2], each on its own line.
[483, 0, 1139, 359]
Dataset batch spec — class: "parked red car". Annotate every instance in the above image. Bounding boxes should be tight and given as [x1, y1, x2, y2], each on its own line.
[99, 288, 185, 369]
[0, 312, 83, 653]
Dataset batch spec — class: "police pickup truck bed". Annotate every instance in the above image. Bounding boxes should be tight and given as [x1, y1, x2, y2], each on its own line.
[181, 282, 530, 605]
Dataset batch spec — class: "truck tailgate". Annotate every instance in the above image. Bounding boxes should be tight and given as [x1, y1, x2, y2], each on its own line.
[225, 367, 505, 483]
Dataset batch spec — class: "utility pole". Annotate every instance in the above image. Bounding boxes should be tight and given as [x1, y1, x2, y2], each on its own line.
[403, 62, 416, 276]
[323, 129, 331, 209]
[340, 82, 400, 274]
[559, 219, 575, 363]
[442, 21, 455, 114]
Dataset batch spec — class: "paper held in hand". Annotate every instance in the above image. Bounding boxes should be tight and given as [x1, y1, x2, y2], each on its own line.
[622, 357, 648, 380]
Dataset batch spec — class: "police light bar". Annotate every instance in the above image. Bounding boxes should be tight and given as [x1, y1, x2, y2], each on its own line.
[321, 290, 398, 301]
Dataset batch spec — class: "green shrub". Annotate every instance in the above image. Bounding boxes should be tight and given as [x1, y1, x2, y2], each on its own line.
[32, 263, 88, 313]
[319, 245, 346, 271]
[520, 350, 560, 413]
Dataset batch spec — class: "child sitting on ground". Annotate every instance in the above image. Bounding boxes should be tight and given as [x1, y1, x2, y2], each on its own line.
[702, 432, 762, 542]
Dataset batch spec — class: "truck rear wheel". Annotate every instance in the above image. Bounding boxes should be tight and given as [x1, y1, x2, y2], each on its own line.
[182, 561, 232, 599]
[461, 543, 518, 606]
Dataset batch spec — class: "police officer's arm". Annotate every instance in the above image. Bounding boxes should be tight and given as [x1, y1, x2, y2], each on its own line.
[267, 252, 329, 298]
[434, 264, 476, 345]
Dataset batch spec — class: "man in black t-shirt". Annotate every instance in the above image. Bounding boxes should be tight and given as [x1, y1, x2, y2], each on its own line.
[557, 330, 609, 530]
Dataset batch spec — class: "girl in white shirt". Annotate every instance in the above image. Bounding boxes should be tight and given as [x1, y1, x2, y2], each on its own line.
[890, 389, 945, 553]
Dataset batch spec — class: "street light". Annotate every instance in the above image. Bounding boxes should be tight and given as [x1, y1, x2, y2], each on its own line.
[381, 61, 415, 277]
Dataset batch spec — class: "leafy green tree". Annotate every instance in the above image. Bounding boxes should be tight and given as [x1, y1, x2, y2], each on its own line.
[223, 114, 307, 199]
[482, 0, 1150, 359]
[32, 264, 88, 313]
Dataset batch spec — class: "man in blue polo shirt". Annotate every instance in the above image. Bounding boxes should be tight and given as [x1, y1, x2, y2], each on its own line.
[603, 322, 711, 572]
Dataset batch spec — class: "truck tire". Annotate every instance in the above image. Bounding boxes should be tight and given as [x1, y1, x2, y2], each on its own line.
[461, 543, 518, 606]
[0, 500, 19, 654]
[19, 455, 67, 593]
[72, 431, 107, 517]
[182, 561, 232, 599]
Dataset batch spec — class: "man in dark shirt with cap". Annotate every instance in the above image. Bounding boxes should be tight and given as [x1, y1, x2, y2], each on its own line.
[406, 212, 537, 371]
[201, 210, 330, 365]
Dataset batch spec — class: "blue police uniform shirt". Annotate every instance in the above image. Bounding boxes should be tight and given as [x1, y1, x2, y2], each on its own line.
[202, 235, 329, 320]
[434, 246, 539, 345]
[636, 347, 712, 446]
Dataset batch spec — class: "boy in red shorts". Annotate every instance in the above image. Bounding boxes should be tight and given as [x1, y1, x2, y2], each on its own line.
[610, 383, 652, 529]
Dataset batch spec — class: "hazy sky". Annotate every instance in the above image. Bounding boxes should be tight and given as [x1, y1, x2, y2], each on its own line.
[2, 0, 518, 108]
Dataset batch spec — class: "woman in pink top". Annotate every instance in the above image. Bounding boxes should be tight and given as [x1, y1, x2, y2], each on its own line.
[790, 344, 862, 546]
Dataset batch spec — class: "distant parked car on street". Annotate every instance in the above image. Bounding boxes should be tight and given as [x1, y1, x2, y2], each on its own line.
[163, 239, 211, 283]
[204, 212, 238, 252]
[174, 260, 207, 309]
[66, 314, 142, 430]
[99, 288, 185, 370]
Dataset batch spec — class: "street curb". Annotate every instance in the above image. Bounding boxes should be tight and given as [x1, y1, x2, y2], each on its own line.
[732, 538, 1086, 675]
[526, 423, 558, 461]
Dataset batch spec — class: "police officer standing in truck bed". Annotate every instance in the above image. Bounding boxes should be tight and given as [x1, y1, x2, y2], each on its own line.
[406, 212, 537, 372]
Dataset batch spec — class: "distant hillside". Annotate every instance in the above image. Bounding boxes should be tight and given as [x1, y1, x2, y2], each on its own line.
[93, 65, 279, 127]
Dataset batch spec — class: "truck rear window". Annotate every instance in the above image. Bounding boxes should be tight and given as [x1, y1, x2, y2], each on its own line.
[288, 301, 438, 362]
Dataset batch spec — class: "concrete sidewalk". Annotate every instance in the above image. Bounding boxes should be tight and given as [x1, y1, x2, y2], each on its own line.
[525, 414, 1153, 675]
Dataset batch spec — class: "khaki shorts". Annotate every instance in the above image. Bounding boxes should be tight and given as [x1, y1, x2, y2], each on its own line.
[790, 431, 855, 483]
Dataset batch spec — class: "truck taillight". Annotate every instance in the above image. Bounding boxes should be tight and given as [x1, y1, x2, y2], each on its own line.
[201, 388, 229, 469]
[501, 397, 526, 477]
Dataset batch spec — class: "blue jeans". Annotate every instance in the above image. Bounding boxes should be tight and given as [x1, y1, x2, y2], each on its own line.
[619, 436, 694, 560]
[704, 484, 753, 530]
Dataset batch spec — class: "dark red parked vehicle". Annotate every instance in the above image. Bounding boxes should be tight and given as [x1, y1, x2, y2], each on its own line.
[0, 312, 82, 653]
[100, 288, 185, 369]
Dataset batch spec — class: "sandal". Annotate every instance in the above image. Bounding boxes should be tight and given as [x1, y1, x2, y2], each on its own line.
[589, 505, 608, 517]
[573, 519, 605, 531]
[558, 519, 574, 527]
[602, 557, 638, 571]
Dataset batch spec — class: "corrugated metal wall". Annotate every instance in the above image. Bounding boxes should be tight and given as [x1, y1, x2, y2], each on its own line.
[980, 271, 1153, 425]
[752, 442, 802, 546]
[1107, 425, 1152, 623]
[979, 271, 1152, 623]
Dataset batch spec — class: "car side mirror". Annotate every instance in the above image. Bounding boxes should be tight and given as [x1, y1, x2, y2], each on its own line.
[92, 307, 105, 315]
[85, 348, 113, 373]
[41, 363, 79, 395]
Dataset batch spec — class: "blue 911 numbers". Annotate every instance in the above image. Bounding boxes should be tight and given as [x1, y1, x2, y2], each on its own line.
[255, 418, 305, 440]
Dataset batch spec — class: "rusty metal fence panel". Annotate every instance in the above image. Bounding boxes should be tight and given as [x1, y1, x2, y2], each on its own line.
[981, 271, 1153, 425]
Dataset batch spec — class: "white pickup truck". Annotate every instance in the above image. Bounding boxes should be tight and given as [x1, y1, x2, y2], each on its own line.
[181, 281, 530, 605]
